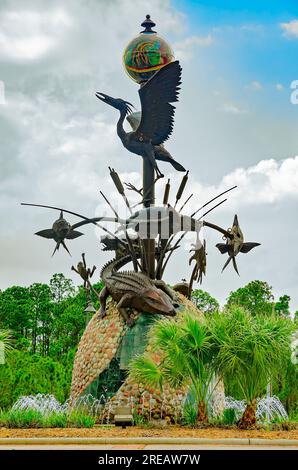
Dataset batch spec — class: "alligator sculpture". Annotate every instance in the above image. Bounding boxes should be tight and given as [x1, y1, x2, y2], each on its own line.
[99, 254, 180, 326]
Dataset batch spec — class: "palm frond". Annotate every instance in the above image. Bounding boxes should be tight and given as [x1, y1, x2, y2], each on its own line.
[0, 329, 14, 355]
[129, 355, 163, 390]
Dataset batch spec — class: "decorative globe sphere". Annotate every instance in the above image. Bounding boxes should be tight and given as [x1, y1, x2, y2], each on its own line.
[123, 16, 174, 84]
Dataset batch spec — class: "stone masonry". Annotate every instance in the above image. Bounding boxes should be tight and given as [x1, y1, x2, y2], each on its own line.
[70, 294, 225, 421]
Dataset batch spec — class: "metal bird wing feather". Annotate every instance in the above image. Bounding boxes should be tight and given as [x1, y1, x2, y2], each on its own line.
[133, 60, 182, 145]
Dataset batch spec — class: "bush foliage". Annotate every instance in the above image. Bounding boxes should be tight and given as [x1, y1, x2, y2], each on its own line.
[0, 273, 297, 423]
[0, 408, 95, 428]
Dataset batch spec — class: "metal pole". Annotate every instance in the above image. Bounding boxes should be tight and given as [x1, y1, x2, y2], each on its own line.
[142, 157, 155, 278]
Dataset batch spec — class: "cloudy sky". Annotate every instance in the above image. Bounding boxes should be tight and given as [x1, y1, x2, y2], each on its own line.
[1, 0, 298, 310]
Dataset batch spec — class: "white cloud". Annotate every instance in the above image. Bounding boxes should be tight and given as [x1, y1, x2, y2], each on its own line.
[275, 83, 284, 91]
[280, 19, 298, 38]
[173, 34, 214, 61]
[220, 157, 298, 204]
[247, 80, 263, 91]
[221, 103, 248, 114]
[115, 156, 298, 217]
[0, 9, 72, 61]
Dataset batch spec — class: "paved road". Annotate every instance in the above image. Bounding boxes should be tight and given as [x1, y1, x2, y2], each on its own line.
[0, 444, 297, 450]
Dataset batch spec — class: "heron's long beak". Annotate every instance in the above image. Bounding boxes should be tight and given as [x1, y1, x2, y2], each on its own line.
[95, 92, 118, 110]
[95, 92, 109, 102]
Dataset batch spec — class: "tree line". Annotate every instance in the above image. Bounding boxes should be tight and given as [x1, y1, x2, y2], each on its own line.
[0, 276, 297, 411]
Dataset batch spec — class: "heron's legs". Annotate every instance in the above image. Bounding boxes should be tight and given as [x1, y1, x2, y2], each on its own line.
[155, 164, 164, 179]
[145, 147, 164, 179]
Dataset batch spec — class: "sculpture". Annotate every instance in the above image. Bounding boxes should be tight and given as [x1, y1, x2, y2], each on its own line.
[35, 210, 84, 256]
[216, 215, 260, 274]
[123, 14, 174, 83]
[21, 15, 260, 322]
[71, 253, 96, 289]
[71, 253, 100, 314]
[95, 60, 185, 178]
[99, 254, 179, 326]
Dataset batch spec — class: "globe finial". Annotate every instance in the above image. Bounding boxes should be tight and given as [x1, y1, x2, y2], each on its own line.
[140, 14, 156, 34]
[123, 15, 174, 83]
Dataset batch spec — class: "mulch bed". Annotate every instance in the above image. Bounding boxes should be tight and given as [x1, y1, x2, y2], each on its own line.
[0, 426, 297, 439]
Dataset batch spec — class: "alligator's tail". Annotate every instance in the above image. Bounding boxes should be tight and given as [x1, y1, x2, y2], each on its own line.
[100, 253, 141, 281]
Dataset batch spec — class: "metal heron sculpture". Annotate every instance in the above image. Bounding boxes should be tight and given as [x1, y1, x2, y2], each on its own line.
[96, 60, 185, 178]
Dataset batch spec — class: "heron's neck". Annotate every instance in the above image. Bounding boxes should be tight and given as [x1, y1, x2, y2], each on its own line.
[117, 111, 127, 141]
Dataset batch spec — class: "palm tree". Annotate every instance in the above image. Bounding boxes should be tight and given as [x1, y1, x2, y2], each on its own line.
[0, 329, 13, 363]
[209, 306, 293, 428]
[129, 313, 219, 423]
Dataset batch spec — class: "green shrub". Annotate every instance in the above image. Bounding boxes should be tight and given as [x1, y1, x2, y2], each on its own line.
[0, 408, 95, 428]
[210, 306, 294, 428]
[270, 421, 298, 431]
[222, 408, 237, 425]
[273, 358, 298, 416]
[183, 402, 198, 427]
[0, 409, 43, 428]
[130, 313, 219, 424]
[133, 412, 147, 426]
[67, 410, 95, 428]
[0, 351, 69, 409]
[44, 412, 67, 428]
[288, 408, 298, 422]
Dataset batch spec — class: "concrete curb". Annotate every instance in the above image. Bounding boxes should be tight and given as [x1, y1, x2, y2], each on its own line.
[0, 437, 297, 446]
[249, 438, 298, 446]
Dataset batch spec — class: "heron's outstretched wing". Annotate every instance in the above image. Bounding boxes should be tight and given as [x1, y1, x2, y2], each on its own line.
[133, 61, 182, 146]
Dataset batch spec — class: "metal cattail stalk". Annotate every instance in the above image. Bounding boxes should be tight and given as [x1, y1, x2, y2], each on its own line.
[178, 193, 193, 213]
[191, 185, 237, 217]
[163, 179, 170, 205]
[100, 190, 119, 219]
[174, 171, 189, 208]
[109, 167, 124, 194]
[109, 167, 132, 214]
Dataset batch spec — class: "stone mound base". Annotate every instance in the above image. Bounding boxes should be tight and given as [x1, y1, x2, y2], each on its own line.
[70, 294, 225, 420]
[70, 302, 127, 401]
